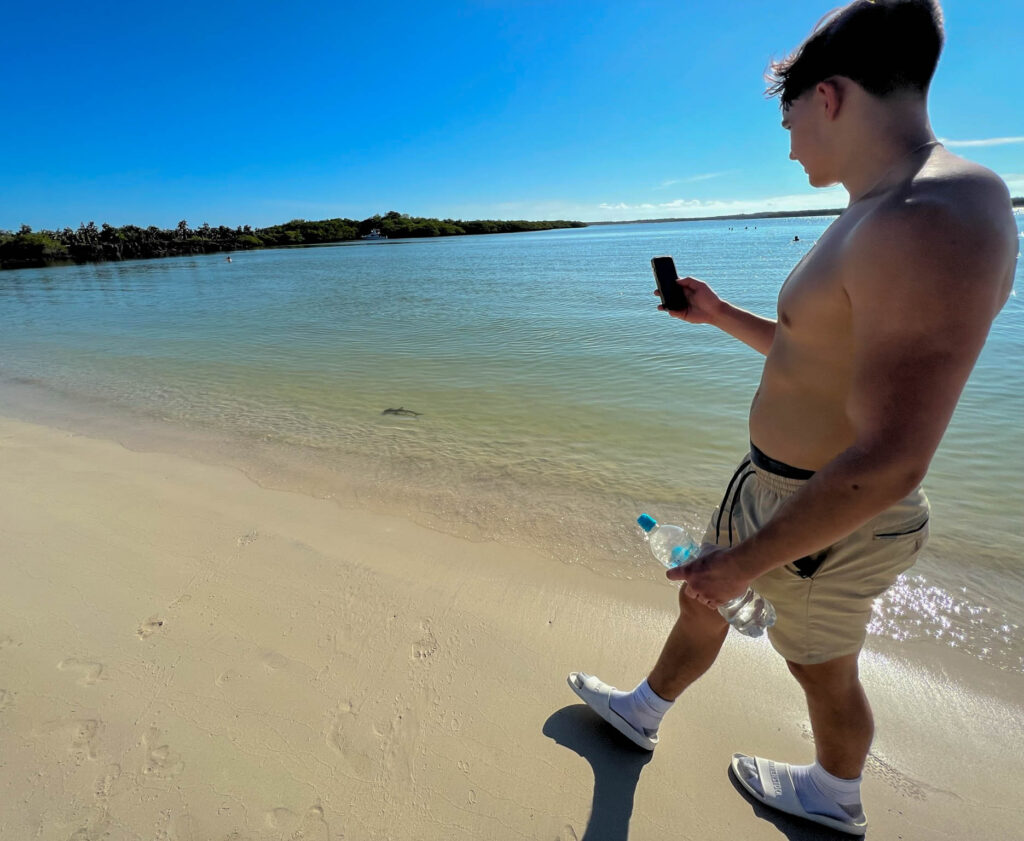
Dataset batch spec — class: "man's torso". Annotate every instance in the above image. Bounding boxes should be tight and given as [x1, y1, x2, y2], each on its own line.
[749, 149, 1018, 470]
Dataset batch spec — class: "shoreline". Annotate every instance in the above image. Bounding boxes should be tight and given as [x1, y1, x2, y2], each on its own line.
[2, 368, 1021, 676]
[1, 412, 1022, 838]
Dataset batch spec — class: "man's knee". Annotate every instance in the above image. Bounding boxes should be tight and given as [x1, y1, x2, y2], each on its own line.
[787, 652, 861, 693]
[677, 584, 729, 633]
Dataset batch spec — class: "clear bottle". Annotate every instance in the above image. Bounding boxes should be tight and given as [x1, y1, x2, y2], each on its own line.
[637, 513, 776, 637]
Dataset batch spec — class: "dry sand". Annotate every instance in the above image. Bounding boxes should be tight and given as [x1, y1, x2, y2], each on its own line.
[1, 415, 1021, 840]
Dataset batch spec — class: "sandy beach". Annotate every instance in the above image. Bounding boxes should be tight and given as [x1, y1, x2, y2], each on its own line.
[1, 414, 1021, 840]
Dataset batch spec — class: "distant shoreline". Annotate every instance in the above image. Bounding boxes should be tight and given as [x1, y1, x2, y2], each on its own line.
[588, 196, 1024, 226]
[586, 207, 843, 225]
[4, 198, 1020, 270]
[0, 213, 585, 271]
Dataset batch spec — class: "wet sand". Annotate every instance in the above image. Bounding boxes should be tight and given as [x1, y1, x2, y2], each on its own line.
[1, 415, 1021, 840]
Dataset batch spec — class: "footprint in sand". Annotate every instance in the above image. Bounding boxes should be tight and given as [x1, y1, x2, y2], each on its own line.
[137, 616, 165, 639]
[0, 688, 13, 712]
[57, 658, 104, 686]
[94, 763, 122, 800]
[325, 703, 375, 778]
[141, 727, 184, 779]
[43, 718, 100, 760]
[237, 530, 258, 547]
[0, 635, 16, 650]
[259, 649, 288, 672]
[264, 804, 330, 839]
[67, 824, 111, 841]
[411, 620, 439, 661]
[265, 807, 297, 828]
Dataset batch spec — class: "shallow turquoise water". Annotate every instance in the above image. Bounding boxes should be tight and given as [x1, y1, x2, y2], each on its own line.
[2, 215, 1022, 670]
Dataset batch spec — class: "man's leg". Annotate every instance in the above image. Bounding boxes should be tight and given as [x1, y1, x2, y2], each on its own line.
[646, 584, 730, 700]
[568, 585, 729, 747]
[734, 651, 870, 828]
[787, 653, 873, 779]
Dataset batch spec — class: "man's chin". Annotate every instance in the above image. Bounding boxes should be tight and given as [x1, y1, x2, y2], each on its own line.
[807, 173, 840, 189]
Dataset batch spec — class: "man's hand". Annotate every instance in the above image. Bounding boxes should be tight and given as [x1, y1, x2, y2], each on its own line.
[666, 546, 753, 609]
[653, 276, 777, 355]
[654, 275, 723, 324]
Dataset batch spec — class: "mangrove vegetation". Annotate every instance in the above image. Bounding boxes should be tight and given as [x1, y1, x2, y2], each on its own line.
[0, 211, 587, 270]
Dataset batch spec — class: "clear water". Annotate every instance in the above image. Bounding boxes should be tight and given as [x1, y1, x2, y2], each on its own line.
[1, 215, 1021, 671]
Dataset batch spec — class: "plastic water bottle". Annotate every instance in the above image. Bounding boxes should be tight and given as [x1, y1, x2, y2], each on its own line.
[637, 513, 776, 637]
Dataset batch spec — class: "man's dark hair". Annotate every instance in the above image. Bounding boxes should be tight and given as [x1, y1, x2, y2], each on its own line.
[767, 0, 945, 107]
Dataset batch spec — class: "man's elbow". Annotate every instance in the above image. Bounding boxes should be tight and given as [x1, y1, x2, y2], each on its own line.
[850, 442, 931, 502]
[891, 461, 928, 498]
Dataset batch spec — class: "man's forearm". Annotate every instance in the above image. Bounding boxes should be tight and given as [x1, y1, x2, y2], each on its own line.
[731, 444, 926, 579]
[710, 301, 777, 355]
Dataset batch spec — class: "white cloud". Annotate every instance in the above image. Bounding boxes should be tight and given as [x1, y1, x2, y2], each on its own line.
[657, 170, 738, 189]
[656, 198, 705, 209]
[433, 185, 854, 224]
[940, 136, 1024, 148]
[593, 187, 847, 221]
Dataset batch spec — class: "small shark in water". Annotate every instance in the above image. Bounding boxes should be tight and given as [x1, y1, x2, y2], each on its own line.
[381, 407, 421, 417]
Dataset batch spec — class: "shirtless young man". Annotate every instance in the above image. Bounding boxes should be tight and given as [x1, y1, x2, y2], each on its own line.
[568, 0, 1017, 835]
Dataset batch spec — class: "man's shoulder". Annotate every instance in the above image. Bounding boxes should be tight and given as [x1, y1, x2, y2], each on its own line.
[852, 154, 1014, 255]
[910, 153, 1011, 216]
[840, 151, 1016, 317]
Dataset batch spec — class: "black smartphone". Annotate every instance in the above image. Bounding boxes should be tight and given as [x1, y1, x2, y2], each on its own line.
[651, 256, 688, 311]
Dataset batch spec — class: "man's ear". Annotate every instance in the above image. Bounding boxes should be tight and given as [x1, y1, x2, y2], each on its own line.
[816, 77, 844, 121]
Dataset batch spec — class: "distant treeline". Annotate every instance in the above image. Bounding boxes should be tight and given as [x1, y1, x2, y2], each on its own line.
[0, 211, 587, 270]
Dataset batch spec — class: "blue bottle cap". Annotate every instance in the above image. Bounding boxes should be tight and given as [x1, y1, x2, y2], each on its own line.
[637, 513, 657, 532]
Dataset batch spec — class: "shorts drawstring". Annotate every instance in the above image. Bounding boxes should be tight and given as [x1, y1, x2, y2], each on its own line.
[727, 470, 756, 546]
[715, 457, 752, 545]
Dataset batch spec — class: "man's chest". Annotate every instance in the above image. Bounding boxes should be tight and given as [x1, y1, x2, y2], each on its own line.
[776, 224, 853, 342]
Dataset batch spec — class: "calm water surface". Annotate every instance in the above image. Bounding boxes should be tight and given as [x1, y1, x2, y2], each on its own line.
[2, 216, 1022, 671]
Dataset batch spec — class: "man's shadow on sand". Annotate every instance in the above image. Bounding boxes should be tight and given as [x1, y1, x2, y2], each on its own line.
[545, 705, 858, 841]
[543, 706, 653, 841]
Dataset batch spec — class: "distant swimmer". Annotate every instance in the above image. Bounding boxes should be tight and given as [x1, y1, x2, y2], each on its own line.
[226, 256, 233, 263]
[794, 235, 800, 242]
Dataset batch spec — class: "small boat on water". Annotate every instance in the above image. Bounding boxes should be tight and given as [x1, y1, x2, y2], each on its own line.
[361, 229, 387, 240]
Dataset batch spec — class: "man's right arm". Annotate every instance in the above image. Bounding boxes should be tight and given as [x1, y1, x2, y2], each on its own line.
[660, 275, 777, 355]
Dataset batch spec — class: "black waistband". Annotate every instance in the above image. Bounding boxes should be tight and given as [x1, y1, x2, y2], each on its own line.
[749, 442, 815, 480]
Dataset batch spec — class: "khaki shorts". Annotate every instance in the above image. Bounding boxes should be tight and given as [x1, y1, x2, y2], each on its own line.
[701, 450, 930, 665]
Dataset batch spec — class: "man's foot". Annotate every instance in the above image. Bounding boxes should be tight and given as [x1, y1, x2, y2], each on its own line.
[566, 672, 660, 750]
[731, 754, 867, 836]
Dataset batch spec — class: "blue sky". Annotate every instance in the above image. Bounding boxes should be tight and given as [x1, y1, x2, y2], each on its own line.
[2, 0, 1021, 230]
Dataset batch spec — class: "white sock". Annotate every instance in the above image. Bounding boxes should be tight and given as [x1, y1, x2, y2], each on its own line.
[607, 679, 673, 735]
[790, 761, 864, 822]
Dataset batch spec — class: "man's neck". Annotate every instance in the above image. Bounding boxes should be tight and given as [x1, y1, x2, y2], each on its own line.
[839, 98, 936, 203]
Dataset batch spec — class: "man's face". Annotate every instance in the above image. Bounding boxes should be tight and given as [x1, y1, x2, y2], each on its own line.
[781, 90, 839, 188]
